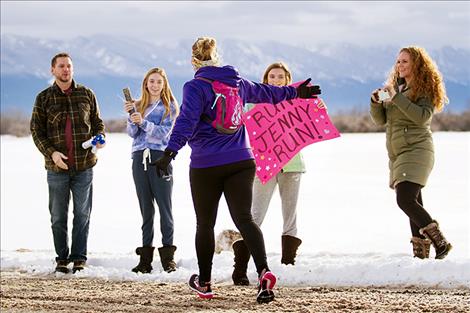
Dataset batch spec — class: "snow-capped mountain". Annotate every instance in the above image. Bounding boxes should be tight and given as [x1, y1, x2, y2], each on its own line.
[2, 34, 469, 118]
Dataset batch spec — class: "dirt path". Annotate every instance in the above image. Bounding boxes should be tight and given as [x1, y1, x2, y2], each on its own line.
[1, 272, 469, 312]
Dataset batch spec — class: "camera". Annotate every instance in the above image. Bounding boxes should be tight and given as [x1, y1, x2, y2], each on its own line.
[377, 89, 390, 101]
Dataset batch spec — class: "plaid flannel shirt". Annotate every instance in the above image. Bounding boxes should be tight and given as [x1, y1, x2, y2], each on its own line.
[30, 80, 105, 172]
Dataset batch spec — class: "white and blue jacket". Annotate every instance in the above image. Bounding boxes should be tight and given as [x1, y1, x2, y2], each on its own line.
[127, 100, 178, 155]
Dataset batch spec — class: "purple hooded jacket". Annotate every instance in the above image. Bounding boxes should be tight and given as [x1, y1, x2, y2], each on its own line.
[166, 65, 297, 168]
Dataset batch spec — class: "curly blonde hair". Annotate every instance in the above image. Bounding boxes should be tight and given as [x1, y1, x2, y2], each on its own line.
[386, 46, 448, 112]
[191, 37, 221, 70]
[137, 67, 179, 119]
[262, 62, 293, 85]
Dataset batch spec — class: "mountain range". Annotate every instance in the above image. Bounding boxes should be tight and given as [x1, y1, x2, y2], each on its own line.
[1, 34, 469, 118]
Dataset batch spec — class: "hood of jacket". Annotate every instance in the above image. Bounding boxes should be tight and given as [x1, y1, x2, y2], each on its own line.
[194, 65, 241, 87]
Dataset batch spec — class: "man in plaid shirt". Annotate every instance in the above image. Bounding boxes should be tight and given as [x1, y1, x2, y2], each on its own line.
[30, 52, 105, 274]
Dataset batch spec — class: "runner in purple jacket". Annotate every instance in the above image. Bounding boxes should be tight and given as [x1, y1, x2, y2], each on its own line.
[153, 37, 320, 303]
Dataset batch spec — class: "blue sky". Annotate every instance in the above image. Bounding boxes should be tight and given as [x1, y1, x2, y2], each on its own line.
[2, 1, 469, 49]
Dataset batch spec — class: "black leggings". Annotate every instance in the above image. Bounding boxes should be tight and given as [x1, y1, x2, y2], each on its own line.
[395, 181, 433, 238]
[190, 159, 268, 283]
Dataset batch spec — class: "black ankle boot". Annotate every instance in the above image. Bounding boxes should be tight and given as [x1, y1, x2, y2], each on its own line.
[132, 246, 154, 273]
[232, 240, 250, 285]
[281, 235, 302, 265]
[158, 245, 177, 273]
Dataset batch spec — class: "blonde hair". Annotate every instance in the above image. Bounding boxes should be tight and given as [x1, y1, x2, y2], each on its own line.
[137, 67, 179, 119]
[262, 62, 293, 86]
[386, 46, 448, 112]
[191, 37, 221, 70]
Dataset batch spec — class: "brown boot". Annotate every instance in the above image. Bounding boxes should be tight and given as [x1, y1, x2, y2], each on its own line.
[55, 259, 70, 274]
[132, 246, 154, 273]
[419, 221, 452, 259]
[410, 237, 431, 259]
[158, 246, 177, 273]
[232, 240, 250, 285]
[281, 235, 302, 265]
[72, 260, 86, 273]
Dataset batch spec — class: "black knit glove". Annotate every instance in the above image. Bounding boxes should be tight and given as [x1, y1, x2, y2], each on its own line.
[152, 149, 177, 177]
[296, 78, 321, 98]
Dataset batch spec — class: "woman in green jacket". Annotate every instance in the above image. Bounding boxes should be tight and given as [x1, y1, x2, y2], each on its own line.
[370, 46, 452, 260]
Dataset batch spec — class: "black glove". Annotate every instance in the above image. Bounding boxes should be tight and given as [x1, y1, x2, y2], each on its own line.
[296, 78, 321, 98]
[152, 149, 177, 177]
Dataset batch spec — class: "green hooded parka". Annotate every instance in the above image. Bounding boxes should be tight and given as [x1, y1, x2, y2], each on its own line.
[370, 88, 435, 189]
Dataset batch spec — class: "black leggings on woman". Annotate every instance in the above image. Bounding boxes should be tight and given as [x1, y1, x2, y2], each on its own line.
[190, 159, 268, 283]
[395, 181, 433, 238]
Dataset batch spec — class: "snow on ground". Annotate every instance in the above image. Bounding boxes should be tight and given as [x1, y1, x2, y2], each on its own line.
[1, 132, 469, 288]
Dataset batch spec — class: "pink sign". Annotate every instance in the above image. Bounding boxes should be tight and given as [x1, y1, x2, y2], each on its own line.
[244, 97, 340, 184]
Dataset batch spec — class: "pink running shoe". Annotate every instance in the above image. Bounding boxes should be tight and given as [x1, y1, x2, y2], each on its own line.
[257, 269, 276, 304]
[188, 274, 214, 299]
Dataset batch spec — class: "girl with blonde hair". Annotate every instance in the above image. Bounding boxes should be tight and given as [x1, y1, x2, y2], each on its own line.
[153, 37, 321, 303]
[370, 46, 452, 260]
[124, 67, 179, 274]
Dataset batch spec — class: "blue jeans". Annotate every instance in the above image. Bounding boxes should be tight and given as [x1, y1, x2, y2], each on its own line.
[132, 150, 174, 247]
[47, 168, 93, 261]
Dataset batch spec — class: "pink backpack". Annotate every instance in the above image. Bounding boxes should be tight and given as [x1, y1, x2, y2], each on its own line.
[197, 77, 244, 134]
